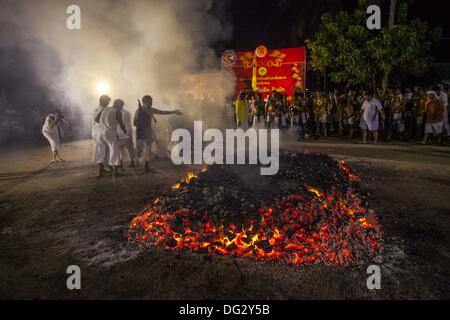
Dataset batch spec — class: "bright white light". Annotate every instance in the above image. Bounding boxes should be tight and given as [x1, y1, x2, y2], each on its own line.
[96, 82, 110, 95]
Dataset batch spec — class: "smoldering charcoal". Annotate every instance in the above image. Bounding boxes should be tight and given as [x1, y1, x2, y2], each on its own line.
[128, 152, 382, 266]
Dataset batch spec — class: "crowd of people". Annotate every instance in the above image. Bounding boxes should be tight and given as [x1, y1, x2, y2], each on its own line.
[234, 85, 450, 145]
[42, 94, 182, 177]
[40, 85, 449, 176]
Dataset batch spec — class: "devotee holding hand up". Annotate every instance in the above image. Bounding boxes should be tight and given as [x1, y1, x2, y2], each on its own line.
[42, 109, 65, 163]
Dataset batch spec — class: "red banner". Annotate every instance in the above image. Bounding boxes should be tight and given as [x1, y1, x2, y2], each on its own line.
[222, 45, 306, 98]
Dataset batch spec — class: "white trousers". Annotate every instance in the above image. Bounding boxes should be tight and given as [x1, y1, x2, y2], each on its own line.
[42, 130, 60, 152]
[92, 134, 109, 164]
[425, 121, 443, 135]
[97, 129, 121, 166]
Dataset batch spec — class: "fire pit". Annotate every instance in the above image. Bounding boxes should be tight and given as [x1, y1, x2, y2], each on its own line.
[128, 152, 382, 266]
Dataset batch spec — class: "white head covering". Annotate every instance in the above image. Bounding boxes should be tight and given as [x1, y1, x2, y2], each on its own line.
[427, 91, 438, 98]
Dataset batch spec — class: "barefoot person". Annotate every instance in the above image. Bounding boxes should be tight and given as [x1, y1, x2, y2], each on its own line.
[118, 106, 135, 168]
[360, 91, 385, 144]
[92, 95, 112, 176]
[42, 109, 65, 163]
[95, 99, 128, 177]
[134, 95, 182, 172]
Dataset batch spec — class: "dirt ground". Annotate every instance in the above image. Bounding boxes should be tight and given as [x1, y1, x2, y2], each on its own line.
[0, 138, 449, 299]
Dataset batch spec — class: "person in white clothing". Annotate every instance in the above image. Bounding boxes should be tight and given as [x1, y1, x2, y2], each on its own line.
[118, 108, 135, 168]
[95, 99, 128, 177]
[42, 109, 65, 163]
[92, 95, 111, 176]
[437, 84, 449, 136]
[359, 91, 386, 144]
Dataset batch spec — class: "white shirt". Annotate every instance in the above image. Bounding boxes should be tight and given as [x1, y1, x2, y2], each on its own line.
[362, 98, 383, 124]
[117, 109, 132, 140]
[99, 107, 118, 131]
[92, 105, 106, 138]
[42, 114, 58, 135]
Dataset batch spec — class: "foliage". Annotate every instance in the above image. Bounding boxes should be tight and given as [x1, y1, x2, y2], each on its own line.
[306, 2, 442, 88]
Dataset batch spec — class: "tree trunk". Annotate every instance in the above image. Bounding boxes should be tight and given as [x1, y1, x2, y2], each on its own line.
[382, 0, 397, 93]
[382, 71, 390, 93]
[388, 0, 397, 28]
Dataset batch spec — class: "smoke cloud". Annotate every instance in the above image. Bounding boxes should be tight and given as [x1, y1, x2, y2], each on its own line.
[0, 0, 235, 141]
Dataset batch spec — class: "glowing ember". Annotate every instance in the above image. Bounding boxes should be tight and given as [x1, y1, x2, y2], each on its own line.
[172, 171, 198, 189]
[128, 153, 382, 267]
[306, 185, 324, 197]
[339, 160, 359, 183]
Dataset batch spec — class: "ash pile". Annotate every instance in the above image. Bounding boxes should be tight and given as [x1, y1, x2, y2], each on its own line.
[128, 152, 382, 267]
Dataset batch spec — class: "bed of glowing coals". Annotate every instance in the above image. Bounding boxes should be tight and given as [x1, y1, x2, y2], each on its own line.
[127, 152, 382, 267]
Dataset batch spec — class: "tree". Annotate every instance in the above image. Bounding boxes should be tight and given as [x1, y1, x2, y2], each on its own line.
[306, 2, 441, 90]
[369, 3, 441, 90]
[306, 10, 375, 88]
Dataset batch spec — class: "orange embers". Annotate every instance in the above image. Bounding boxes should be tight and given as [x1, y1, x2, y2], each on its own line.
[172, 171, 198, 189]
[129, 188, 381, 267]
[129, 162, 381, 267]
[339, 160, 359, 182]
[306, 185, 324, 197]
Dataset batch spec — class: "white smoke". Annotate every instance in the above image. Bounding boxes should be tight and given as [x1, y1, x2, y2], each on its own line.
[0, 0, 235, 137]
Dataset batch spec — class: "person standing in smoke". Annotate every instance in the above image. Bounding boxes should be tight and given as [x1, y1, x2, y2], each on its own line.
[42, 109, 65, 163]
[95, 99, 128, 177]
[265, 91, 277, 129]
[234, 91, 248, 129]
[289, 92, 302, 137]
[251, 92, 265, 129]
[246, 93, 253, 128]
[134, 95, 182, 173]
[92, 95, 112, 176]
[273, 93, 283, 129]
[118, 106, 135, 168]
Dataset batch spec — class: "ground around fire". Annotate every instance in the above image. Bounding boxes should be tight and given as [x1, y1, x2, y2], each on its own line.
[0, 138, 449, 299]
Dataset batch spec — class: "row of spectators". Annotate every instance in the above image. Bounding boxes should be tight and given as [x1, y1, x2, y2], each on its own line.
[234, 85, 449, 145]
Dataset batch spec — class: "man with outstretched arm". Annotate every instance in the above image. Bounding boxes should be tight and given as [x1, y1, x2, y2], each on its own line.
[134, 95, 182, 173]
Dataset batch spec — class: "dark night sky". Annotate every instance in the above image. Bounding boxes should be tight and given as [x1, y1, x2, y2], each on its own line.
[220, 0, 450, 62]
[1, 0, 449, 109]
